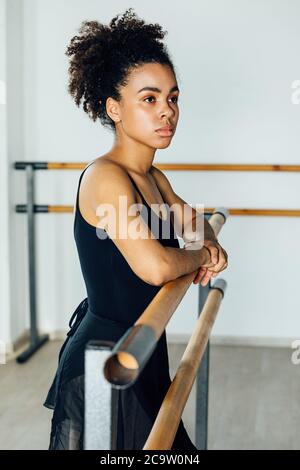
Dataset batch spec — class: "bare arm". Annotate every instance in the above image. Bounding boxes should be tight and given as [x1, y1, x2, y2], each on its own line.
[161, 245, 212, 284]
[88, 162, 211, 287]
[150, 165, 217, 243]
[150, 166, 228, 285]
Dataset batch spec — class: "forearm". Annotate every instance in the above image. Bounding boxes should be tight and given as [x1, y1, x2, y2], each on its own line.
[161, 245, 210, 283]
[203, 217, 218, 242]
[182, 212, 218, 245]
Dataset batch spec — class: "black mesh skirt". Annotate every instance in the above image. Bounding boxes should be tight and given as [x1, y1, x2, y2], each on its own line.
[43, 299, 197, 451]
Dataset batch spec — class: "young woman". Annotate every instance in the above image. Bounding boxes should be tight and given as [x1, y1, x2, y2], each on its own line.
[43, 8, 228, 450]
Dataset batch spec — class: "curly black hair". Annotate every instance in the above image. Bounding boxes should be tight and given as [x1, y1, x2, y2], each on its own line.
[65, 7, 176, 132]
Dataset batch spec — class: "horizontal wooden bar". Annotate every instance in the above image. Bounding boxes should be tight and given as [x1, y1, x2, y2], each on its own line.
[45, 162, 300, 172]
[47, 162, 86, 170]
[45, 205, 300, 217]
[156, 163, 300, 172]
[48, 205, 74, 213]
[224, 208, 300, 217]
[13, 161, 300, 172]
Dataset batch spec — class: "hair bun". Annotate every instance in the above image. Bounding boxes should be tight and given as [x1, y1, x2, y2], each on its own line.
[65, 7, 174, 132]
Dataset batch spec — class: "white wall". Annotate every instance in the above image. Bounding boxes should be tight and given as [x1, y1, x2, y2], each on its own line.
[6, 0, 29, 348]
[3, 0, 300, 347]
[0, 0, 11, 353]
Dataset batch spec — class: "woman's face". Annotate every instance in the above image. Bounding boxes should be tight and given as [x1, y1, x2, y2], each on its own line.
[110, 62, 180, 149]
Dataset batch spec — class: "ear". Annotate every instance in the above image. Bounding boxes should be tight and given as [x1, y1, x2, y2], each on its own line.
[105, 97, 121, 124]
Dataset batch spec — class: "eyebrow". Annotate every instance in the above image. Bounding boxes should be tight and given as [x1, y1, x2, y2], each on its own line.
[137, 85, 180, 94]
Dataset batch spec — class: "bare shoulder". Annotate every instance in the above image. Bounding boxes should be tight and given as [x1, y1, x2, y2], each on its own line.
[82, 157, 126, 186]
[86, 156, 127, 178]
[82, 156, 137, 209]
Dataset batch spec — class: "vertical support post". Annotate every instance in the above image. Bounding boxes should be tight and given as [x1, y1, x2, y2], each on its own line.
[195, 213, 212, 449]
[16, 164, 48, 362]
[195, 284, 210, 450]
[85, 340, 119, 450]
[27, 164, 38, 343]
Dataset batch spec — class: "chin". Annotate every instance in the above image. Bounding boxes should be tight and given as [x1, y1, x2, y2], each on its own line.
[153, 135, 174, 148]
[156, 140, 172, 149]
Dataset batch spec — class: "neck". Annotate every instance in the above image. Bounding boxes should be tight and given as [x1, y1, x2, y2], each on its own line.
[107, 140, 156, 176]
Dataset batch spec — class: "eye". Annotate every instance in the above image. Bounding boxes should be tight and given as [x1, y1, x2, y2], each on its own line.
[144, 95, 179, 104]
[144, 96, 156, 103]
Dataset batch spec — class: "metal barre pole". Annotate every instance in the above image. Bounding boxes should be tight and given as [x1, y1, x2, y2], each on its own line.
[196, 265, 210, 450]
[143, 279, 227, 450]
[16, 164, 49, 363]
[195, 208, 229, 450]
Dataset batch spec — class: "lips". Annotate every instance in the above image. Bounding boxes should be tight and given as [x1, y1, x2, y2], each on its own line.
[155, 126, 174, 137]
[156, 125, 173, 131]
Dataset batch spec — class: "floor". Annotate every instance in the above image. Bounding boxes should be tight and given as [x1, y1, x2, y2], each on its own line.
[0, 339, 299, 450]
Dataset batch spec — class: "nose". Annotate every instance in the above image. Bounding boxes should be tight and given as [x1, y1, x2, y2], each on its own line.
[159, 99, 176, 121]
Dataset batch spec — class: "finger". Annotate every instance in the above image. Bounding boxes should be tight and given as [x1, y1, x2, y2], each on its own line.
[201, 276, 211, 286]
[210, 251, 228, 273]
[207, 246, 219, 264]
[217, 260, 228, 273]
[220, 249, 228, 266]
[220, 262, 228, 273]
[193, 271, 200, 284]
[193, 270, 201, 284]
[201, 270, 214, 286]
[193, 267, 206, 284]
[195, 267, 208, 284]
[211, 261, 228, 278]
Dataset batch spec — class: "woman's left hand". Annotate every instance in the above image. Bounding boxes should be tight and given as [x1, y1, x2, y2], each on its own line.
[193, 239, 228, 286]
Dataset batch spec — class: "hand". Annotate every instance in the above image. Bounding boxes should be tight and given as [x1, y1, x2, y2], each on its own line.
[192, 239, 228, 286]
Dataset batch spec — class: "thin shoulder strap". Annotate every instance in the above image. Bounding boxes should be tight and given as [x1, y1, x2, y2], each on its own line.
[75, 162, 152, 215]
[127, 171, 169, 215]
[75, 160, 96, 210]
[126, 172, 148, 206]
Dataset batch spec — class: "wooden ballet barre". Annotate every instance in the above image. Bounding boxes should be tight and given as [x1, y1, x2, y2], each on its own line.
[14, 161, 300, 172]
[103, 208, 228, 388]
[143, 279, 227, 450]
[15, 204, 300, 217]
[14, 161, 300, 218]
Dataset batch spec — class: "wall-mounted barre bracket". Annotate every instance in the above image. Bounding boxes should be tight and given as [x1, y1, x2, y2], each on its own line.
[15, 204, 49, 213]
[14, 161, 48, 170]
[213, 206, 229, 223]
[15, 164, 49, 363]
